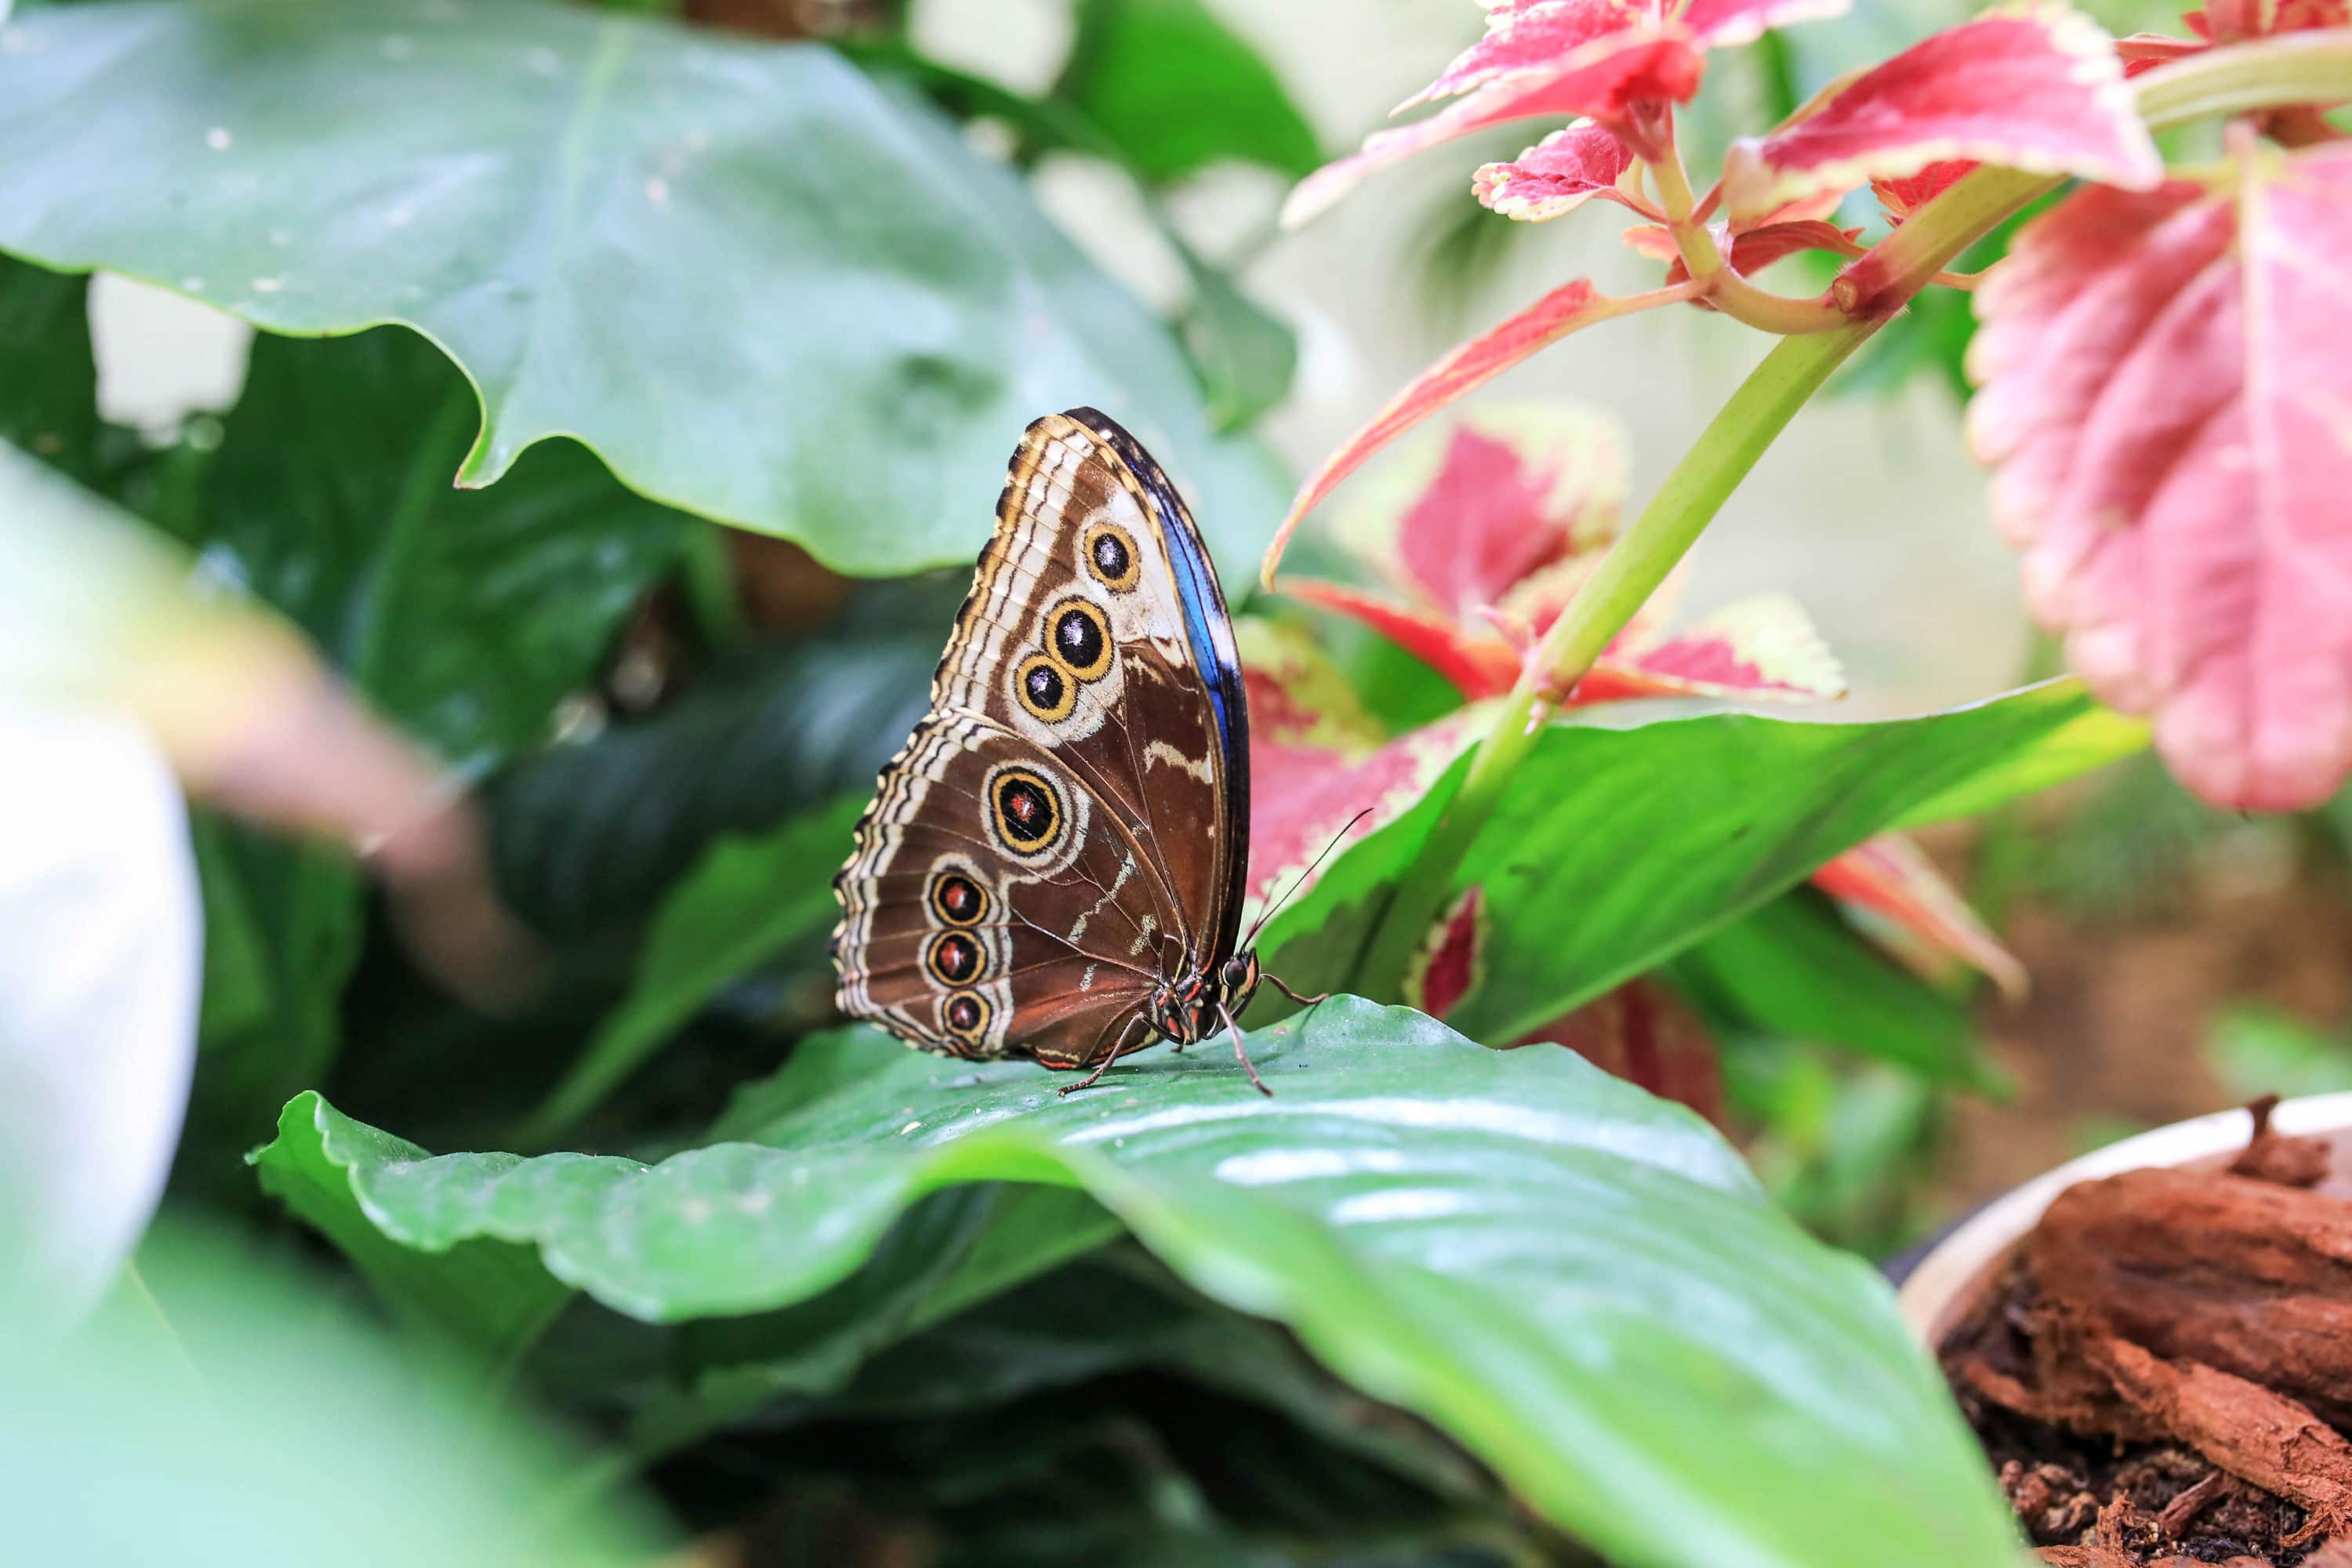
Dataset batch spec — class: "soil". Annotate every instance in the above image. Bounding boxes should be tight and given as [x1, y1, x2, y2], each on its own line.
[1939, 1104, 2352, 1566]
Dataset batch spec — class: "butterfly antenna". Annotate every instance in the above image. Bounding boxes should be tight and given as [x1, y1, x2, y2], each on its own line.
[1217, 1000, 1272, 1097]
[1241, 808, 1374, 949]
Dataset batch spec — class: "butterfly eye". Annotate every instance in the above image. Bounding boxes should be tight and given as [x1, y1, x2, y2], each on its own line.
[927, 869, 990, 927]
[943, 989, 992, 1044]
[1044, 598, 1113, 683]
[989, 768, 1063, 851]
[924, 931, 985, 986]
[1082, 523, 1140, 593]
[1013, 652, 1075, 722]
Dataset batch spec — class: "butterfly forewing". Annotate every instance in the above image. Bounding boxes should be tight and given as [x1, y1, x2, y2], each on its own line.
[833, 409, 1250, 1070]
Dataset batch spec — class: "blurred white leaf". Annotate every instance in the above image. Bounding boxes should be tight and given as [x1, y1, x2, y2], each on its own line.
[0, 708, 199, 1324]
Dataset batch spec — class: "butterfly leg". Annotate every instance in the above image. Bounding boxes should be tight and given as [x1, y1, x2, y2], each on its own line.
[1216, 1001, 1273, 1098]
[1058, 1011, 1149, 1098]
[1261, 973, 1329, 1007]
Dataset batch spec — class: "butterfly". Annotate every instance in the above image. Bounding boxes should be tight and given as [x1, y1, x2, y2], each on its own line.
[831, 408, 1321, 1095]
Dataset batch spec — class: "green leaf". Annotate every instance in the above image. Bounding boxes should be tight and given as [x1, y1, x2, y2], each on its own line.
[1174, 242, 1298, 432]
[0, 0, 1287, 579]
[2206, 1004, 2352, 1102]
[255, 1000, 2017, 1568]
[2, 1224, 659, 1566]
[1670, 892, 1998, 1091]
[488, 602, 944, 937]
[1058, 0, 1322, 183]
[1892, 699, 2147, 829]
[0, 254, 96, 479]
[205, 329, 686, 771]
[518, 794, 867, 1143]
[1263, 681, 2123, 1044]
[250, 1097, 573, 1374]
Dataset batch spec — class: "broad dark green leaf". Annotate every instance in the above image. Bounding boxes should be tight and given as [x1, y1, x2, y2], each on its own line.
[251, 1093, 573, 1372]
[1261, 681, 2129, 1044]
[205, 328, 685, 771]
[0, 0, 1287, 578]
[517, 794, 866, 1142]
[254, 999, 2017, 1568]
[1058, 0, 1321, 183]
[0, 254, 96, 478]
[1669, 892, 1997, 1090]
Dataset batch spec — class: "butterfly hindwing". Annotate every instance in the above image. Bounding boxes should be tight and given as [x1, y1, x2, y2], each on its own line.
[833, 409, 1250, 1069]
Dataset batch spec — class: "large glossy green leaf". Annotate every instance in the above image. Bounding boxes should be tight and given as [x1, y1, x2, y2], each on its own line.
[0, 0, 1287, 579]
[207, 328, 686, 771]
[254, 999, 2017, 1568]
[1260, 681, 2121, 1044]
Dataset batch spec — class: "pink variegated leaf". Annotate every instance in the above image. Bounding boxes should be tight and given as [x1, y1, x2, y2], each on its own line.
[1402, 0, 1679, 109]
[1239, 621, 1483, 916]
[1720, 2, 2161, 224]
[1263, 280, 1685, 586]
[1237, 617, 1385, 757]
[1473, 122, 1642, 223]
[1244, 713, 1482, 917]
[1968, 143, 2352, 809]
[1516, 980, 1726, 1125]
[1678, 0, 1853, 48]
[1811, 835, 2027, 996]
[1575, 592, 1846, 703]
[1872, 158, 1976, 223]
[1284, 578, 1520, 698]
[1405, 885, 1487, 1020]
[1391, 419, 1617, 616]
[1281, 27, 1700, 229]
[2115, 32, 2205, 75]
[1620, 223, 1681, 263]
[2194, 0, 2350, 42]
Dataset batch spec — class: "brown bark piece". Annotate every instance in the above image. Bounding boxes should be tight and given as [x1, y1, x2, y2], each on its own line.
[2030, 1168, 2352, 1426]
[2037, 1548, 2136, 1567]
[2230, 1097, 2333, 1189]
[2089, 1337, 2352, 1544]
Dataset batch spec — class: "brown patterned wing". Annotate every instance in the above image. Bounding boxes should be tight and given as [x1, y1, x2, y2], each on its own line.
[831, 409, 1250, 1069]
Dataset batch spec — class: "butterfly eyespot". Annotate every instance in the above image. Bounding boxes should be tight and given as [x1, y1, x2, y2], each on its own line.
[1044, 597, 1112, 682]
[924, 931, 985, 986]
[1081, 522, 1139, 593]
[1014, 652, 1075, 722]
[942, 989, 992, 1044]
[989, 766, 1063, 851]
[927, 869, 990, 927]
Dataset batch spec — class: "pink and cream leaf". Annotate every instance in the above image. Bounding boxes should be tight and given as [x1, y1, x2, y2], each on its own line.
[1719, 2, 2161, 224]
[1966, 141, 2352, 810]
[1809, 835, 2027, 996]
[1281, 38, 1700, 230]
[1404, 884, 1487, 1019]
[1677, 0, 1853, 49]
[1283, 578, 1520, 699]
[1262, 281, 1690, 585]
[1473, 122, 1643, 223]
[1575, 592, 1846, 704]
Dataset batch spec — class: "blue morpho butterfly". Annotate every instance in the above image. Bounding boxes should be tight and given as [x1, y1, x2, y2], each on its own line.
[831, 408, 1324, 1094]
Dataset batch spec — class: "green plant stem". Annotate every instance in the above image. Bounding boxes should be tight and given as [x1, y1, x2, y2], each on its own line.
[1351, 29, 2352, 1005]
[1653, 109, 1849, 335]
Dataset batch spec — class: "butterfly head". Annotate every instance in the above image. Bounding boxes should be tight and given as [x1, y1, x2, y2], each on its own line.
[1150, 950, 1261, 1046]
